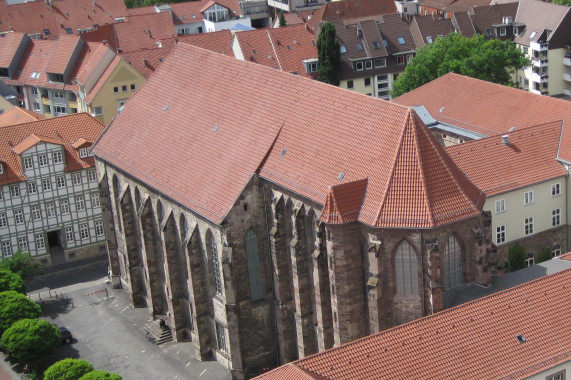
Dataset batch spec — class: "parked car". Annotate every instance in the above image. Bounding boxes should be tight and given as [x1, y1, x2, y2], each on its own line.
[59, 327, 73, 344]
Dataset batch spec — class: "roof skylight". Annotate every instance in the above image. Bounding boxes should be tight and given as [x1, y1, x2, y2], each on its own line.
[529, 31, 536, 39]
[398, 37, 405, 45]
[373, 40, 381, 49]
[340, 45, 347, 54]
[356, 43, 363, 51]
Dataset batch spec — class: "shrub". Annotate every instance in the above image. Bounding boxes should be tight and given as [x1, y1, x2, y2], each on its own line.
[0, 319, 60, 362]
[537, 247, 552, 263]
[44, 359, 94, 380]
[0, 268, 25, 294]
[79, 370, 123, 380]
[508, 244, 526, 271]
[0, 291, 41, 336]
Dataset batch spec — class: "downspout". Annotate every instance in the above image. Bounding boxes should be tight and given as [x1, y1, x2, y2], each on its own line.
[261, 178, 281, 366]
[418, 229, 426, 316]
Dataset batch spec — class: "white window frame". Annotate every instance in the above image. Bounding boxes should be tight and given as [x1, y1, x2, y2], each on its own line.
[88, 170, 97, 182]
[38, 154, 48, 167]
[10, 185, 20, 197]
[95, 220, 105, 236]
[65, 226, 74, 242]
[72, 173, 82, 185]
[374, 58, 386, 68]
[93, 106, 103, 116]
[551, 183, 561, 196]
[524, 217, 534, 235]
[496, 225, 506, 244]
[525, 252, 534, 267]
[46, 203, 56, 218]
[365, 60, 373, 70]
[76, 196, 85, 211]
[91, 193, 100, 208]
[24, 157, 34, 169]
[14, 209, 24, 224]
[35, 234, 45, 249]
[0, 213, 7, 228]
[524, 190, 534, 205]
[27, 182, 37, 194]
[42, 179, 52, 191]
[80, 224, 89, 240]
[18, 237, 28, 252]
[32, 205, 41, 221]
[61, 200, 70, 215]
[2, 241, 12, 257]
[79, 148, 88, 158]
[355, 61, 364, 71]
[53, 151, 63, 164]
[0, 164, 3, 175]
[495, 198, 506, 213]
[552, 209, 561, 226]
[499, 27, 507, 36]
[57, 176, 66, 188]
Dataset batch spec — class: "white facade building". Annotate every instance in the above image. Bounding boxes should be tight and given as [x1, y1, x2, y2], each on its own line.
[0, 113, 106, 265]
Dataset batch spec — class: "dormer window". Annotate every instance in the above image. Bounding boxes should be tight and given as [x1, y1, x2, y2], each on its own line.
[303, 59, 318, 74]
[204, 4, 229, 22]
[0, 164, 3, 175]
[372, 41, 381, 49]
[47, 73, 64, 83]
[356, 43, 363, 51]
[426, 36, 433, 43]
[355, 61, 364, 71]
[499, 27, 506, 36]
[79, 148, 88, 158]
[340, 45, 347, 54]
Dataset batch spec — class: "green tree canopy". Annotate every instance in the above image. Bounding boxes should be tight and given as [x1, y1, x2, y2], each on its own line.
[0, 291, 41, 336]
[316, 21, 341, 86]
[279, 11, 286, 27]
[0, 319, 60, 362]
[391, 33, 529, 97]
[79, 370, 123, 380]
[508, 244, 527, 272]
[44, 359, 94, 380]
[0, 250, 42, 283]
[0, 268, 25, 294]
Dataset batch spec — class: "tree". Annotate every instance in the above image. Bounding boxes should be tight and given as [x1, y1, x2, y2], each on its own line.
[391, 33, 530, 97]
[80, 370, 123, 380]
[0, 291, 41, 335]
[44, 359, 94, 380]
[0, 319, 60, 362]
[0, 268, 25, 294]
[316, 21, 341, 86]
[537, 247, 552, 263]
[0, 250, 42, 283]
[508, 244, 526, 272]
[279, 11, 287, 27]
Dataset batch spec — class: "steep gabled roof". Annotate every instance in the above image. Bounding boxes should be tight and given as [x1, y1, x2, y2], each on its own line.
[114, 13, 177, 53]
[394, 73, 571, 160]
[0, 32, 27, 69]
[0, 113, 104, 185]
[410, 15, 455, 47]
[447, 121, 566, 196]
[308, 0, 397, 30]
[255, 267, 571, 380]
[0, 106, 44, 127]
[320, 178, 368, 224]
[93, 44, 483, 227]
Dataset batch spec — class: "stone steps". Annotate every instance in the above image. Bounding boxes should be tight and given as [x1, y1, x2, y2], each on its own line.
[49, 246, 66, 266]
[143, 319, 173, 345]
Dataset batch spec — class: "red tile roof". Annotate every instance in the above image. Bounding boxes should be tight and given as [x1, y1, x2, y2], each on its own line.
[164, 30, 234, 56]
[45, 34, 82, 74]
[0, 113, 104, 185]
[233, 25, 317, 78]
[255, 267, 571, 380]
[114, 13, 177, 53]
[447, 121, 566, 196]
[121, 45, 175, 79]
[0, 106, 44, 127]
[93, 43, 484, 227]
[0, 0, 128, 38]
[0, 32, 27, 68]
[320, 178, 368, 223]
[81, 24, 118, 51]
[308, 0, 397, 30]
[394, 73, 571, 160]
[559, 252, 571, 261]
[84, 55, 122, 104]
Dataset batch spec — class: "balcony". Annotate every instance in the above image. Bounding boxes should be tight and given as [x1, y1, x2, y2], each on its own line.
[532, 57, 548, 68]
[41, 96, 50, 106]
[564, 73, 571, 82]
[67, 99, 78, 109]
[530, 41, 548, 52]
[530, 88, 549, 96]
[565, 55, 571, 66]
[563, 88, 571, 96]
[531, 72, 548, 83]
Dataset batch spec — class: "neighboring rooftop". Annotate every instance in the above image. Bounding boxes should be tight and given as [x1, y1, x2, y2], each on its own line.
[0, 113, 104, 185]
[113, 13, 177, 53]
[92, 43, 484, 228]
[394, 73, 571, 160]
[308, 0, 397, 30]
[0, 106, 44, 127]
[256, 266, 571, 379]
[446, 121, 566, 197]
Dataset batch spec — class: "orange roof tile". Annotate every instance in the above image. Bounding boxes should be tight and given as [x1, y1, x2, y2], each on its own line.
[558, 252, 571, 261]
[121, 45, 175, 79]
[164, 30, 235, 57]
[256, 267, 571, 380]
[114, 13, 177, 53]
[394, 73, 571, 160]
[0, 113, 104, 186]
[233, 25, 317, 78]
[81, 24, 118, 51]
[320, 178, 368, 223]
[447, 121, 566, 196]
[0, 106, 44, 127]
[76, 43, 115, 85]
[0, 32, 27, 68]
[93, 43, 483, 228]
[308, 0, 397, 30]
[45, 34, 82, 74]
[0, 0, 128, 38]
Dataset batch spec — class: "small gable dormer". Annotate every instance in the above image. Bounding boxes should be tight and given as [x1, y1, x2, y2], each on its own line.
[72, 138, 94, 159]
[202, 2, 231, 22]
[12, 134, 65, 171]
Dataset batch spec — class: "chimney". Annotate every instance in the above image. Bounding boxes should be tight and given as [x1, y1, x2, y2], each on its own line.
[502, 134, 509, 145]
[143, 58, 148, 66]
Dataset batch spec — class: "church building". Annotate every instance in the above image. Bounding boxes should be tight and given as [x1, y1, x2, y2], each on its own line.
[92, 43, 494, 379]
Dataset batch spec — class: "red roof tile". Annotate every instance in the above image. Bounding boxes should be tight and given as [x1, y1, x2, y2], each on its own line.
[256, 267, 571, 380]
[81, 24, 118, 52]
[559, 252, 571, 261]
[0, 32, 27, 68]
[0, 0, 128, 38]
[45, 34, 82, 74]
[164, 30, 234, 57]
[93, 44, 483, 228]
[121, 45, 175, 79]
[308, 0, 397, 30]
[320, 178, 368, 223]
[0, 106, 44, 127]
[233, 25, 317, 78]
[394, 73, 571, 160]
[114, 13, 177, 53]
[447, 121, 566, 196]
[0, 113, 104, 185]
